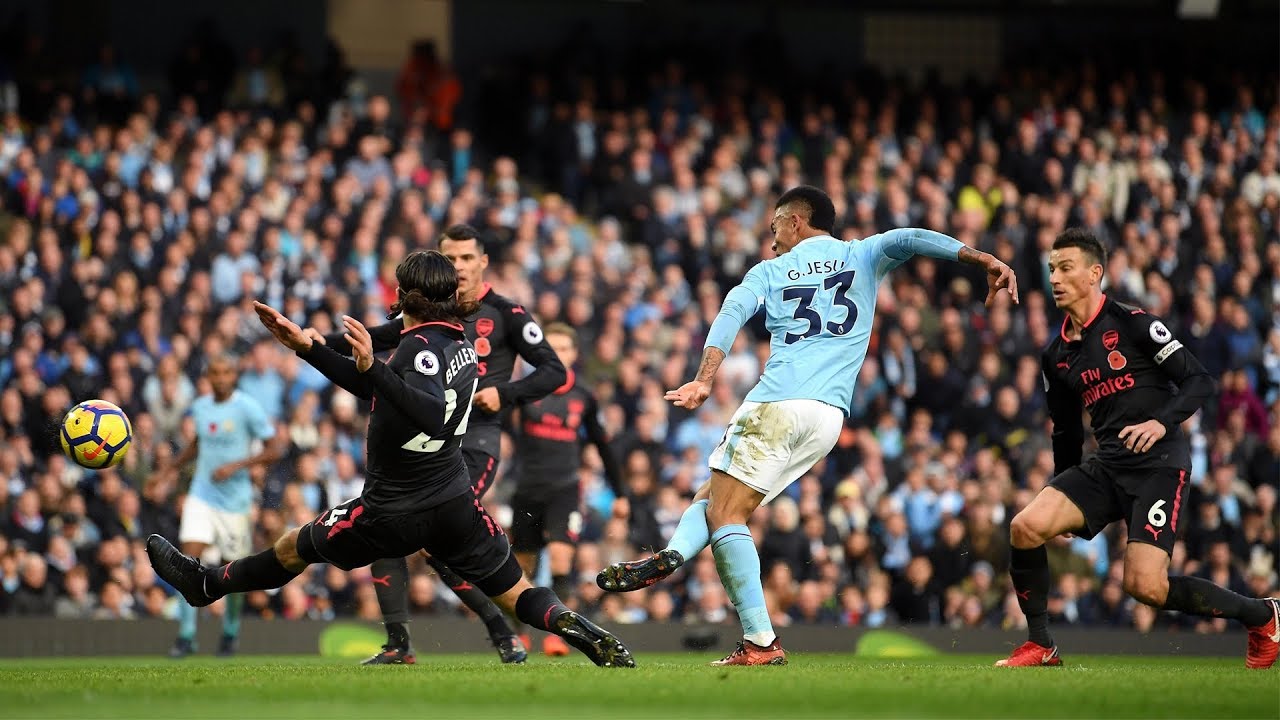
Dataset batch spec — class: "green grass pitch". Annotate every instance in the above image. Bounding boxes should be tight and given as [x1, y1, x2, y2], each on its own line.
[0, 654, 1275, 719]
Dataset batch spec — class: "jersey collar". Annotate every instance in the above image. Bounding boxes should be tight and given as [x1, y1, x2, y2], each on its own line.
[796, 234, 836, 248]
[402, 321, 466, 334]
[476, 282, 492, 301]
[1060, 293, 1107, 342]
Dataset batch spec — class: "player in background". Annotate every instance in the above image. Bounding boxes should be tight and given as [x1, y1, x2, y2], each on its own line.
[147, 251, 634, 668]
[997, 229, 1278, 669]
[156, 354, 285, 658]
[310, 224, 566, 664]
[598, 185, 1019, 665]
[510, 323, 627, 657]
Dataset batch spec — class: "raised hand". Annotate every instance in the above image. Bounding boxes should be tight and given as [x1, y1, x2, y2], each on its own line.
[984, 259, 1020, 307]
[342, 315, 375, 373]
[253, 301, 313, 353]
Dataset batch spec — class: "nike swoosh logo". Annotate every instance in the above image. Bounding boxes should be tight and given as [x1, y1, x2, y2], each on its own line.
[83, 434, 113, 460]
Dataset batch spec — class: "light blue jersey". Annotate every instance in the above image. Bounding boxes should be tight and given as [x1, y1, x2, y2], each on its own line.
[188, 391, 276, 514]
[705, 228, 965, 415]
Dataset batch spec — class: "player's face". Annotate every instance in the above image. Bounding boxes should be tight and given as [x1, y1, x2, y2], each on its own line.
[1047, 247, 1100, 310]
[207, 360, 238, 399]
[547, 333, 578, 368]
[440, 238, 489, 298]
[770, 208, 801, 255]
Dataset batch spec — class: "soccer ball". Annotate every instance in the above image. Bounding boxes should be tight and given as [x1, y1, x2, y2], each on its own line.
[60, 400, 133, 470]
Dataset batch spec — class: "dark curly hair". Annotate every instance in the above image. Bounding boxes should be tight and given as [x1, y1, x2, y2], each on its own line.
[387, 251, 479, 323]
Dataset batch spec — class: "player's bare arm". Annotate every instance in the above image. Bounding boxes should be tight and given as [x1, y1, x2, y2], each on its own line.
[665, 347, 724, 410]
[213, 433, 288, 482]
[956, 246, 1019, 306]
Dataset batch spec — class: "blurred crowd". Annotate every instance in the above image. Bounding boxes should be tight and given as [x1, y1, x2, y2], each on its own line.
[0, 30, 1277, 639]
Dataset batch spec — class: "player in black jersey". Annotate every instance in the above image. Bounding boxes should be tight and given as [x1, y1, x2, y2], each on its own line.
[311, 224, 566, 664]
[510, 323, 627, 657]
[145, 251, 634, 668]
[997, 229, 1278, 669]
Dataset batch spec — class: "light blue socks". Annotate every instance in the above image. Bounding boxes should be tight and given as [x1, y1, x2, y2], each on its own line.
[177, 599, 197, 641]
[711, 524, 775, 647]
[222, 593, 244, 638]
[666, 499, 709, 561]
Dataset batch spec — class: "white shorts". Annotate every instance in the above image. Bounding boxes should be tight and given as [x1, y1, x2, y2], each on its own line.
[178, 494, 252, 564]
[707, 398, 844, 504]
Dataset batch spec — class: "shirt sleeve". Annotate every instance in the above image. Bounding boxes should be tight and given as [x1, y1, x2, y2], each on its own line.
[1125, 311, 1217, 431]
[1042, 351, 1084, 474]
[242, 396, 276, 440]
[365, 339, 450, 437]
[297, 343, 374, 400]
[863, 228, 965, 278]
[705, 266, 767, 354]
[494, 307, 567, 408]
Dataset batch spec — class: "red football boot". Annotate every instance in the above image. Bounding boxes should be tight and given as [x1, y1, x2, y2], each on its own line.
[710, 638, 788, 666]
[995, 641, 1062, 667]
[1245, 598, 1280, 670]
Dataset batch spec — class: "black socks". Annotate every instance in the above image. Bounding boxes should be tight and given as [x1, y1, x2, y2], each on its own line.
[1010, 545, 1054, 648]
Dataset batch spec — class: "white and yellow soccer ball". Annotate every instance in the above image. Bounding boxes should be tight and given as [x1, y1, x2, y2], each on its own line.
[60, 400, 133, 469]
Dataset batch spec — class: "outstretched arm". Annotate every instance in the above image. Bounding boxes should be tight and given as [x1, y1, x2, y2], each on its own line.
[877, 228, 1019, 306]
[666, 272, 763, 410]
[254, 301, 374, 399]
[313, 320, 403, 356]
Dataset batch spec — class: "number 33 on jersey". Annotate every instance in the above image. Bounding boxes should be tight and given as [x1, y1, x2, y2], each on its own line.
[708, 228, 967, 416]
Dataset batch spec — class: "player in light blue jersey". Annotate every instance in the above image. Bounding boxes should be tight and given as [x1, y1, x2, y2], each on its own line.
[598, 185, 1019, 665]
[160, 354, 284, 658]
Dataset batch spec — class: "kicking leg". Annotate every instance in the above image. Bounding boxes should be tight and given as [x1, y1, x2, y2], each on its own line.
[703, 471, 784, 666]
[597, 483, 708, 592]
[147, 530, 304, 608]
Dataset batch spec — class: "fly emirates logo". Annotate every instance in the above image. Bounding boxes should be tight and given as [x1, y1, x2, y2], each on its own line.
[1080, 367, 1135, 407]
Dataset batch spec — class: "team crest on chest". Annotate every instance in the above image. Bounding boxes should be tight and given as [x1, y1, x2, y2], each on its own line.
[1102, 329, 1119, 351]
[1107, 350, 1127, 370]
[476, 317, 495, 338]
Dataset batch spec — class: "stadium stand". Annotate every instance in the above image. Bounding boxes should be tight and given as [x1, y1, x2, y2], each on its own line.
[0, 25, 1276, 639]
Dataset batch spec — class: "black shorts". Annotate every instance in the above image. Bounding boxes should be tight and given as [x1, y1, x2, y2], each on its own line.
[465, 448, 500, 499]
[509, 484, 583, 553]
[1048, 458, 1190, 554]
[299, 491, 512, 586]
